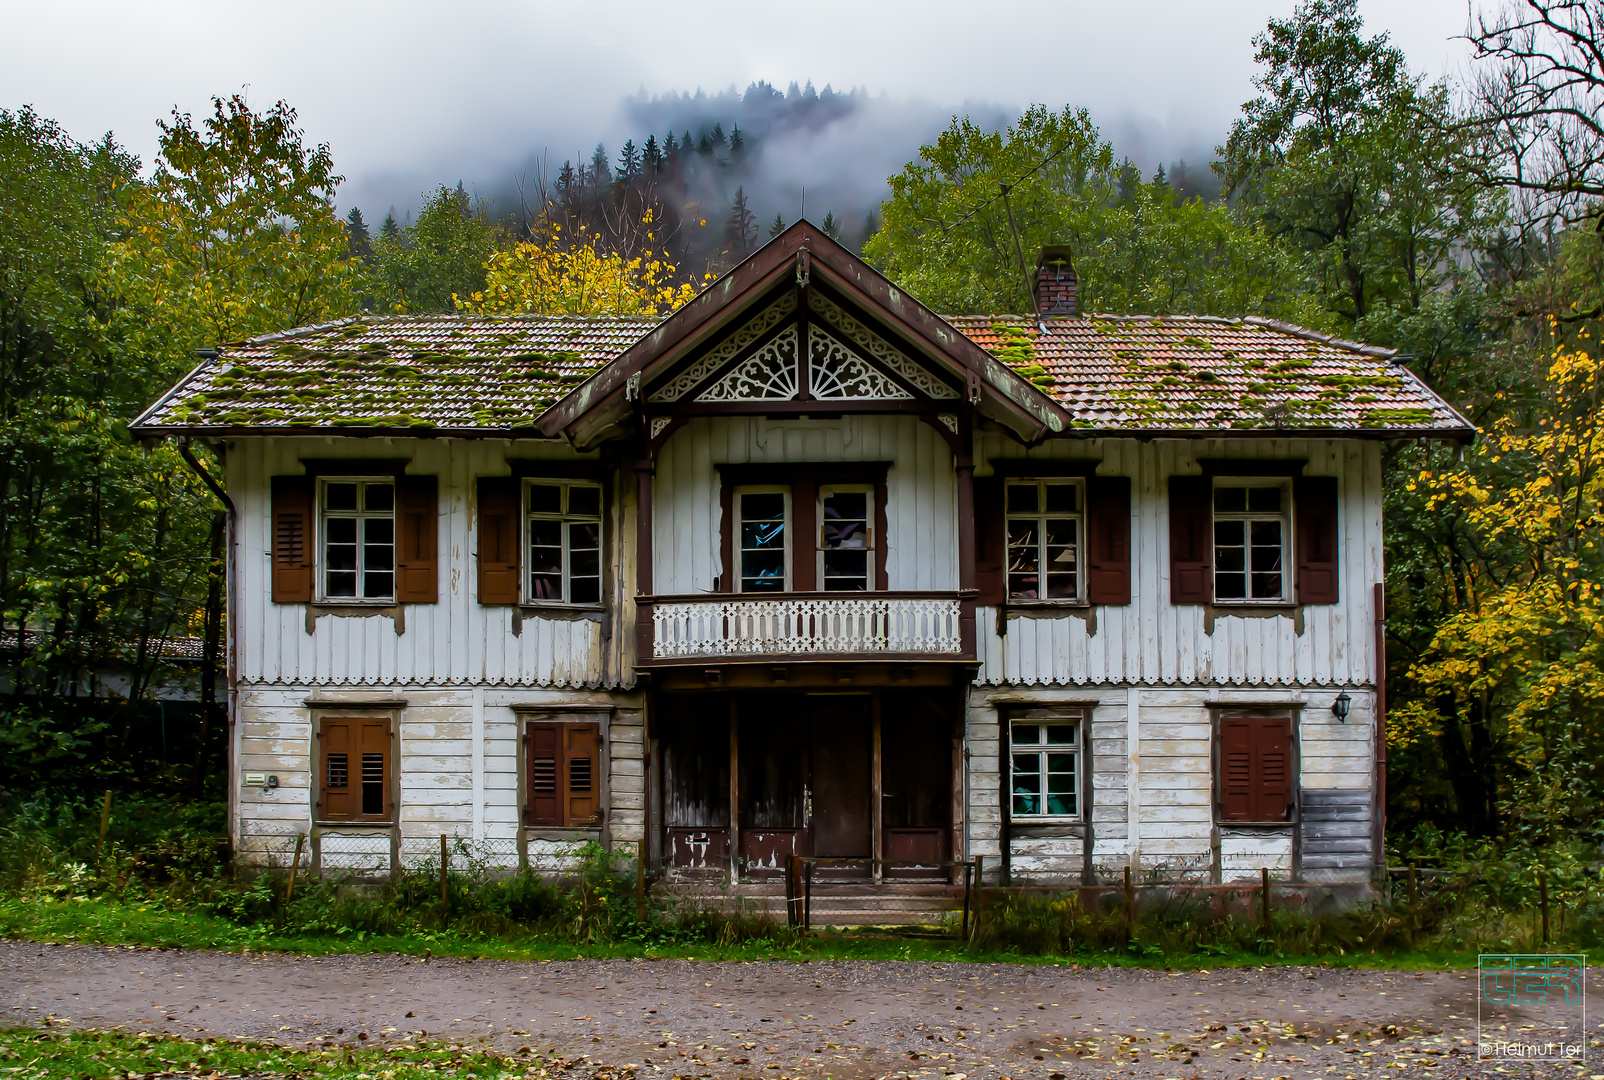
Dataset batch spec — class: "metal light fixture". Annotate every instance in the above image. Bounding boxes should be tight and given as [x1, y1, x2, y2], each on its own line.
[1331, 692, 1352, 723]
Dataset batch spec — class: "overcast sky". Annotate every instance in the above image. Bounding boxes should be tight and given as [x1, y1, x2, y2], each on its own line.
[2, 0, 1480, 218]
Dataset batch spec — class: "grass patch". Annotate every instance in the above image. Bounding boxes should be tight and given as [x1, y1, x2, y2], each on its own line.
[0, 1026, 564, 1079]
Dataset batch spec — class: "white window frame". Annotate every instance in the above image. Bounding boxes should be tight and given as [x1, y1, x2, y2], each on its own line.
[1211, 477, 1292, 604]
[817, 483, 876, 592]
[1008, 717, 1082, 822]
[1004, 477, 1085, 603]
[317, 476, 396, 604]
[734, 485, 792, 593]
[522, 479, 604, 607]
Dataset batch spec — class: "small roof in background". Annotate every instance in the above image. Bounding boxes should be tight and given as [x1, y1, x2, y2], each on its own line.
[949, 314, 1473, 439]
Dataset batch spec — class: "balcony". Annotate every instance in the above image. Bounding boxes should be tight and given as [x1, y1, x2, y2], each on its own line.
[636, 592, 974, 663]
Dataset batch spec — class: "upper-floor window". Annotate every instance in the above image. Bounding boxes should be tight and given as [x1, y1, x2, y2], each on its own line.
[819, 485, 875, 591]
[321, 478, 394, 601]
[525, 480, 602, 605]
[736, 486, 790, 592]
[1213, 480, 1289, 602]
[1006, 479, 1082, 601]
[1010, 717, 1080, 819]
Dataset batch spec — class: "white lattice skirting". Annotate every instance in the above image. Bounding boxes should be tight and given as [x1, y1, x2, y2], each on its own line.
[653, 596, 963, 657]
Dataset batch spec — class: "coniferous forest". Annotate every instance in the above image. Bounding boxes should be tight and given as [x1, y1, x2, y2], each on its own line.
[2, 0, 1604, 876]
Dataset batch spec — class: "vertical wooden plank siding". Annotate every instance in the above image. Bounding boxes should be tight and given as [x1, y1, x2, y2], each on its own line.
[973, 436, 1380, 688]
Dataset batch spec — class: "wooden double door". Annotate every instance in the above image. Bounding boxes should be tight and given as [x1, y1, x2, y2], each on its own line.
[660, 691, 953, 878]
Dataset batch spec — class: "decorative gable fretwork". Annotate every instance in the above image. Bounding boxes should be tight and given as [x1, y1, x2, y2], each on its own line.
[648, 293, 797, 403]
[809, 326, 912, 400]
[808, 290, 961, 400]
[695, 326, 800, 402]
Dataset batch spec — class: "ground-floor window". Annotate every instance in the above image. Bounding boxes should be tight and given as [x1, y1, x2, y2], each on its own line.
[525, 721, 602, 827]
[1217, 713, 1294, 822]
[318, 717, 392, 823]
[1008, 712, 1082, 820]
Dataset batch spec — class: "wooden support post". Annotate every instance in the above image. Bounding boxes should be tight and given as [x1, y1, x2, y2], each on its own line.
[962, 860, 971, 941]
[287, 833, 305, 901]
[729, 698, 740, 880]
[440, 834, 449, 909]
[973, 854, 985, 937]
[96, 791, 112, 860]
[1540, 872, 1550, 945]
[785, 854, 796, 929]
[637, 838, 647, 923]
[871, 692, 883, 885]
[1261, 866, 1271, 931]
[804, 859, 813, 932]
[1124, 864, 1136, 942]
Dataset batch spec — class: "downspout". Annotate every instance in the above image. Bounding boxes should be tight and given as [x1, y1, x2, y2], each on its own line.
[179, 437, 239, 855]
[1373, 582, 1387, 883]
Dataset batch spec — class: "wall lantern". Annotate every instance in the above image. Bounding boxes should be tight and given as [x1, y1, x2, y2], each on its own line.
[1331, 692, 1352, 723]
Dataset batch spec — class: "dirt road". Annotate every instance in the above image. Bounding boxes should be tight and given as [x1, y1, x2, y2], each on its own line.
[1, 942, 1594, 1078]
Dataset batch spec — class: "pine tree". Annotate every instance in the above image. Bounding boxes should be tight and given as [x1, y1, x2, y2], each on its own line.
[380, 208, 400, 241]
[682, 131, 694, 155]
[730, 123, 745, 153]
[617, 139, 641, 181]
[642, 134, 661, 172]
[452, 180, 470, 215]
[710, 122, 726, 149]
[768, 212, 786, 239]
[725, 186, 757, 255]
[698, 132, 713, 154]
[591, 144, 610, 184]
[821, 210, 841, 240]
[556, 160, 576, 198]
[861, 209, 879, 243]
[663, 131, 678, 158]
[345, 206, 374, 261]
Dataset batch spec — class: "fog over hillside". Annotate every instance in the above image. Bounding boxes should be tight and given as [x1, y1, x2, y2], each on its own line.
[347, 84, 1224, 245]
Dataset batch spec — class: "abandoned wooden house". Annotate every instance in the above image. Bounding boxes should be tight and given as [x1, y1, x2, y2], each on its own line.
[132, 223, 1472, 899]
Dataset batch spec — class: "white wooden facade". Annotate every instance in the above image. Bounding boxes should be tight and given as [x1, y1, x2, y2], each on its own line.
[226, 428, 1382, 885]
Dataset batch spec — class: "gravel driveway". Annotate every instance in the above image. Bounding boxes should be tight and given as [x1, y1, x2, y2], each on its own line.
[1, 942, 1595, 1078]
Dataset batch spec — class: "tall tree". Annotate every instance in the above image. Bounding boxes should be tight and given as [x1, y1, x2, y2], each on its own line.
[369, 184, 507, 312]
[769, 212, 786, 239]
[345, 206, 373, 261]
[725, 187, 757, 256]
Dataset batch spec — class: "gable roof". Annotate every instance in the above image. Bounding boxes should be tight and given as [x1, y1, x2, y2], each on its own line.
[951, 315, 1473, 438]
[131, 225, 1473, 444]
[133, 315, 655, 436]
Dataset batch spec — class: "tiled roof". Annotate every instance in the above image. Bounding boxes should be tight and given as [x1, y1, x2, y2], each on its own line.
[133, 310, 1472, 439]
[134, 314, 655, 434]
[947, 314, 1471, 435]
[1, 630, 207, 662]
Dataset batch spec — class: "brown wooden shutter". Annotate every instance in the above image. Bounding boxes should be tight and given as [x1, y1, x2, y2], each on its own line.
[1086, 476, 1131, 605]
[973, 476, 1006, 604]
[1168, 475, 1212, 604]
[526, 723, 561, 826]
[359, 720, 392, 821]
[395, 475, 438, 604]
[271, 476, 315, 603]
[320, 719, 353, 820]
[1254, 716, 1294, 822]
[1294, 475, 1339, 605]
[564, 723, 602, 826]
[1219, 716, 1253, 821]
[477, 477, 520, 604]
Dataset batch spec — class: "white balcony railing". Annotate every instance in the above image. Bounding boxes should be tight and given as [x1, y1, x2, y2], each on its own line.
[650, 594, 965, 658]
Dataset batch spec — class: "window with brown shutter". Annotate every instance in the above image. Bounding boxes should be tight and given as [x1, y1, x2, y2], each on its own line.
[525, 721, 602, 827]
[271, 476, 315, 603]
[1168, 475, 1212, 604]
[1218, 714, 1294, 822]
[318, 717, 393, 822]
[477, 477, 520, 604]
[395, 475, 438, 603]
[1086, 476, 1131, 605]
[1294, 476, 1340, 604]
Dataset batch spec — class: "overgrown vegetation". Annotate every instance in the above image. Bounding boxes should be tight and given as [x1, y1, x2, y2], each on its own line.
[0, 1027, 563, 1080]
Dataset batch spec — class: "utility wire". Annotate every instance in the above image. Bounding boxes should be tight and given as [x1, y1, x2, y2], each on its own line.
[936, 136, 1082, 236]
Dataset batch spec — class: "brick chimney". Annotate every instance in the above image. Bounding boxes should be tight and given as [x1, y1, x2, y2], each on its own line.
[1033, 245, 1078, 318]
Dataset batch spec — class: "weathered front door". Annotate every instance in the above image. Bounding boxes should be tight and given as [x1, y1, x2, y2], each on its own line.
[808, 697, 873, 869]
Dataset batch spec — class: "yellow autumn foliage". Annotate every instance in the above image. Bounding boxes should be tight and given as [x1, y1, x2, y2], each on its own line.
[457, 224, 702, 318]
